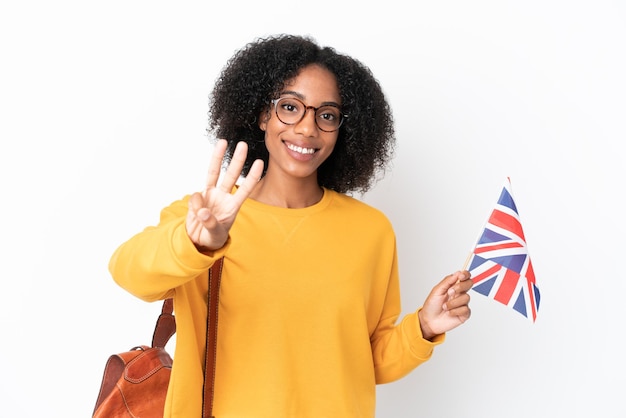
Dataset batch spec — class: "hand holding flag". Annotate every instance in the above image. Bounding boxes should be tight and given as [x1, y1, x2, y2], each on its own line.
[418, 270, 473, 340]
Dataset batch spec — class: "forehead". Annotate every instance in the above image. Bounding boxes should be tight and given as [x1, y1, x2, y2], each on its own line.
[282, 64, 341, 104]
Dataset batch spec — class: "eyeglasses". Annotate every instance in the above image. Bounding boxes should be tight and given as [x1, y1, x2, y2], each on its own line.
[270, 97, 347, 132]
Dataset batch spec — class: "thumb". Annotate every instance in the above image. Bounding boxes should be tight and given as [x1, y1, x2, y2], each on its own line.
[432, 271, 469, 298]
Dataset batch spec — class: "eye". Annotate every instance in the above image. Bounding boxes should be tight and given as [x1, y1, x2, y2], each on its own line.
[318, 106, 341, 121]
[279, 98, 302, 114]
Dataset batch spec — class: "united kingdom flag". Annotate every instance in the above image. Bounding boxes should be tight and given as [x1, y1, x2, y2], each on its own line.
[466, 178, 540, 322]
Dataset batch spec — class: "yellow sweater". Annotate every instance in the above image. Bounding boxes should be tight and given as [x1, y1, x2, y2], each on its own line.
[109, 188, 443, 418]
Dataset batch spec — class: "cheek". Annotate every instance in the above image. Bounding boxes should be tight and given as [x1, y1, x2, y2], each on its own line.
[263, 115, 285, 137]
[326, 135, 339, 150]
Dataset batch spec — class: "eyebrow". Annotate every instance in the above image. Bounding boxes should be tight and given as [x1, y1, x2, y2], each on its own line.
[279, 90, 341, 107]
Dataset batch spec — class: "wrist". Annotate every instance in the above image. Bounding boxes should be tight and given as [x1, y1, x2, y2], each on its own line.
[418, 309, 437, 341]
[194, 243, 213, 254]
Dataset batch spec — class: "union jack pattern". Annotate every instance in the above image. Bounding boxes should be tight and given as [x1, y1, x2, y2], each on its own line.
[466, 178, 540, 322]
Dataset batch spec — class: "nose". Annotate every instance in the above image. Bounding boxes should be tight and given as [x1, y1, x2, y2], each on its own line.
[294, 106, 318, 136]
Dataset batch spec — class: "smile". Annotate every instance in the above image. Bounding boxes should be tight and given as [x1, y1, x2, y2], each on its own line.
[286, 143, 316, 155]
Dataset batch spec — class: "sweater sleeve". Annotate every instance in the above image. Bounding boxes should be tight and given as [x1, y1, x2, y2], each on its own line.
[108, 196, 228, 301]
[370, 242, 446, 384]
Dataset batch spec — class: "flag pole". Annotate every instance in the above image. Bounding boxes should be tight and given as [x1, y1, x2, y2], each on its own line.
[462, 184, 496, 272]
[462, 252, 472, 271]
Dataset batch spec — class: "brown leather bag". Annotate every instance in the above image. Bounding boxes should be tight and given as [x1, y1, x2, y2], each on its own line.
[93, 259, 223, 418]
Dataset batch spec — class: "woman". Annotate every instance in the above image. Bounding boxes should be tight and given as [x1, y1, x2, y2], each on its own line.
[109, 34, 472, 417]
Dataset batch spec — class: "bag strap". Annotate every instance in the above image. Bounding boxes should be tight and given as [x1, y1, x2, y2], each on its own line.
[152, 298, 176, 348]
[202, 257, 223, 418]
[151, 257, 223, 418]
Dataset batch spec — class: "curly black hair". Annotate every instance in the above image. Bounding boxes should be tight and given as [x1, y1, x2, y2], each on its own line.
[208, 34, 395, 194]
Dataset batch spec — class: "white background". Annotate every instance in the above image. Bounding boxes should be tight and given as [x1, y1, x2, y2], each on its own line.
[1, 1, 625, 417]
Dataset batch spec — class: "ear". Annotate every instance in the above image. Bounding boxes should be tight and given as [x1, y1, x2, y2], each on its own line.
[258, 109, 270, 131]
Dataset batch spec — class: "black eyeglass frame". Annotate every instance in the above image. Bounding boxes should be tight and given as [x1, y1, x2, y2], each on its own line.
[270, 97, 347, 132]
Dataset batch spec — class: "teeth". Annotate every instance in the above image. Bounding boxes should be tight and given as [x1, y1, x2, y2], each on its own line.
[287, 143, 315, 154]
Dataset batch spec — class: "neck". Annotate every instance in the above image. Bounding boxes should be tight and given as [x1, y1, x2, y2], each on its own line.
[249, 175, 323, 208]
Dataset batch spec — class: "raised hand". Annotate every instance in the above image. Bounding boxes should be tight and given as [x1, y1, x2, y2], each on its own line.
[186, 139, 264, 251]
[418, 271, 473, 340]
